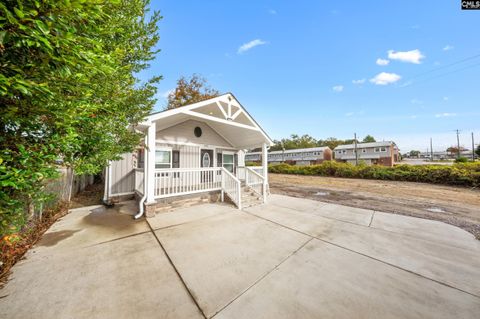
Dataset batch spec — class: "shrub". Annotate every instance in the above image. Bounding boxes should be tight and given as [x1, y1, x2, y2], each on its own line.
[268, 162, 480, 187]
[454, 157, 469, 163]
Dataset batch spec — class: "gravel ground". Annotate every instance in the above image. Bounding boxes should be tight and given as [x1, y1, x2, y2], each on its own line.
[269, 174, 480, 239]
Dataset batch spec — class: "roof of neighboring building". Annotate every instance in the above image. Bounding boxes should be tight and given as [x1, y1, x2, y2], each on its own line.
[334, 141, 395, 150]
[246, 146, 331, 155]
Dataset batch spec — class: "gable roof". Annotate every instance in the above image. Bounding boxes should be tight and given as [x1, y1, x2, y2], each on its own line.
[139, 93, 273, 149]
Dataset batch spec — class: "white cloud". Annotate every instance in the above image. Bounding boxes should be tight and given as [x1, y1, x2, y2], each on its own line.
[410, 115, 418, 119]
[238, 39, 267, 54]
[410, 98, 423, 105]
[268, 9, 277, 15]
[345, 112, 355, 117]
[352, 79, 366, 85]
[435, 112, 456, 118]
[443, 96, 449, 101]
[387, 49, 425, 64]
[376, 58, 390, 66]
[443, 45, 454, 51]
[370, 72, 401, 85]
[332, 85, 344, 92]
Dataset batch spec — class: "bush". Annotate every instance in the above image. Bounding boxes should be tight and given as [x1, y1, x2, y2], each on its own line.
[454, 157, 469, 163]
[268, 161, 480, 187]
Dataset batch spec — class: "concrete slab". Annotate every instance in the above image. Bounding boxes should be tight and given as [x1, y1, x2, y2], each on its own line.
[147, 203, 231, 230]
[269, 194, 328, 212]
[311, 203, 374, 226]
[371, 211, 480, 250]
[0, 232, 202, 319]
[21, 202, 150, 262]
[246, 203, 480, 297]
[216, 239, 480, 319]
[155, 210, 310, 318]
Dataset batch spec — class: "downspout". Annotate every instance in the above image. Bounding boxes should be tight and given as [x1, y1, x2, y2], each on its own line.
[102, 162, 114, 207]
[134, 132, 149, 219]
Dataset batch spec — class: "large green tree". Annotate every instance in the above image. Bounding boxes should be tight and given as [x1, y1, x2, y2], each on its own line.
[0, 0, 161, 235]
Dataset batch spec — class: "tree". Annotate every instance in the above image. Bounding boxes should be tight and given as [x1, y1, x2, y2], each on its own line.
[166, 74, 219, 110]
[362, 135, 376, 143]
[409, 150, 421, 157]
[0, 0, 161, 235]
[446, 146, 466, 155]
[476, 145, 480, 158]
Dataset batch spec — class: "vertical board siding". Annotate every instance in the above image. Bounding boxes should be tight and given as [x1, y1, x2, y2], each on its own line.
[111, 153, 135, 195]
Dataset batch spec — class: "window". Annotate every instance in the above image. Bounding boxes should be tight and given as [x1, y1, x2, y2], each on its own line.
[222, 153, 234, 173]
[380, 147, 386, 152]
[155, 149, 171, 169]
[374, 148, 380, 152]
[362, 149, 366, 153]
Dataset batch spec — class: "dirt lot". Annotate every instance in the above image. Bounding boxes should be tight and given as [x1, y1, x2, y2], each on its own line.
[269, 174, 480, 239]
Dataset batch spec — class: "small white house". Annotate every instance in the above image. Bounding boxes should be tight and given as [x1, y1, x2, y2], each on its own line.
[103, 93, 273, 218]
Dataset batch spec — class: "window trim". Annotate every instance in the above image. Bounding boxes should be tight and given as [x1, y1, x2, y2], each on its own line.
[155, 147, 172, 169]
[222, 151, 235, 173]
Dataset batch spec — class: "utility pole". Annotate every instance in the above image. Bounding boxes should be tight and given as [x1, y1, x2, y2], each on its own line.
[354, 133, 358, 166]
[430, 138, 433, 161]
[455, 129, 461, 158]
[472, 132, 475, 161]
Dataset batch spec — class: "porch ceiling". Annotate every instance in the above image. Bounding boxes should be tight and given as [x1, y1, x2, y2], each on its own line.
[140, 93, 273, 149]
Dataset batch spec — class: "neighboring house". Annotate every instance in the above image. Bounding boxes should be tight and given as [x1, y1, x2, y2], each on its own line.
[103, 93, 273, 218]
[245, 147, 333, 166]
[334, 141, 399, 166]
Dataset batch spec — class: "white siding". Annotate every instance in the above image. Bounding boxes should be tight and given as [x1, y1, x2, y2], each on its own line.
[156, 119, 232, 147]
[157, 143, 201, 168]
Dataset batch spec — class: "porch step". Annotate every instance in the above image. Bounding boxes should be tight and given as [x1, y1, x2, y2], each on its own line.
[240, 187, 263, 208]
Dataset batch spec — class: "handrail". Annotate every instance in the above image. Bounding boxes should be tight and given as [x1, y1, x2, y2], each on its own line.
[244, 167, 265, 203]
[221, 167, 242, 209]
[246, 167, 264, 182]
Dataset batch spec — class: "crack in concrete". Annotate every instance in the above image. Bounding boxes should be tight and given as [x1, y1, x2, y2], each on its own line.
[369, 211, 376, 227]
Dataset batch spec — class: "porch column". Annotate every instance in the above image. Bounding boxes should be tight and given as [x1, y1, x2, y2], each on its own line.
[145, 121, 156, 217]
[262, 143, 268, 203]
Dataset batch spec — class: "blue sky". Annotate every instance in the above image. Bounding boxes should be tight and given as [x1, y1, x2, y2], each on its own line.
[140, 1, 480, 152]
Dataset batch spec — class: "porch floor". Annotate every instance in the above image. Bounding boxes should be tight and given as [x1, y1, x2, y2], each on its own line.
[1, 195, 479, 318]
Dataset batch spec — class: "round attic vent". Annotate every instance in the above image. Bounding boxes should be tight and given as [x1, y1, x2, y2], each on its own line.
[194, 126, 202, 138]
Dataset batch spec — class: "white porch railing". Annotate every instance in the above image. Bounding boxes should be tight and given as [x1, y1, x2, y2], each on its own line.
[245, 167, 265, 202]
[221, 168, 242, 209]
[153, 167, 222, 198]
[236, 166, 246, 181]
[134, 169, 144, 195]
[249, 166, 264, 177]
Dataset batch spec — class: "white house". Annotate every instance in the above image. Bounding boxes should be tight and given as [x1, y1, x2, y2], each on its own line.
[334, 141, 399, 166]
[103, 93, 273, 218]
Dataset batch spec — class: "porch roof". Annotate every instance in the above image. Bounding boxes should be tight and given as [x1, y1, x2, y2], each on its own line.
[138, 93, 273, 149]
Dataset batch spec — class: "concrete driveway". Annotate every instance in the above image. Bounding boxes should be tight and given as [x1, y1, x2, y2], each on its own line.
[1, 195, 479, 318]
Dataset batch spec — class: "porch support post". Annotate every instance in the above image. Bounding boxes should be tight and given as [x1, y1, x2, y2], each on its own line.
[262, 143, 268, 203]
[145, 121, 156, 217]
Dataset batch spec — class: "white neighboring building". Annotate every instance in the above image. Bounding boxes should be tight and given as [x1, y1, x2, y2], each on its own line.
[103, 93, 273, 217]
[245, 147, 333, 166]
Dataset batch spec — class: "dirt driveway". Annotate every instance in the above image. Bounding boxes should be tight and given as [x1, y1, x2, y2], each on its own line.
[270, 173, 480, 238]
[1, 196, 479, 318]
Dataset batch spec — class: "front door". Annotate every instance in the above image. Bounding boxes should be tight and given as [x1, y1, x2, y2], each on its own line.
[200, 149, 213, 183]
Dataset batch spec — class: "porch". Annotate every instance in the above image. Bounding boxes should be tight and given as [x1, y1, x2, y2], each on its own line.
[104, 93, 273, 216]
[133, 166, 266, 210]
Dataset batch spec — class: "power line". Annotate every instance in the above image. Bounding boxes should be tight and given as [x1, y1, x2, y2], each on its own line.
[409, 53, 480, 80]
[400, 53, 480, 87]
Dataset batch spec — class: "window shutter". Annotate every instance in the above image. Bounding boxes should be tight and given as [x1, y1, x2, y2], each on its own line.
[217, 152, 222, 167]
[172, 150, 180, 168]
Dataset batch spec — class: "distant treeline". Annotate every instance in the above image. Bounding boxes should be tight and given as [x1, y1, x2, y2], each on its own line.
[262, 134, 377, 152]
